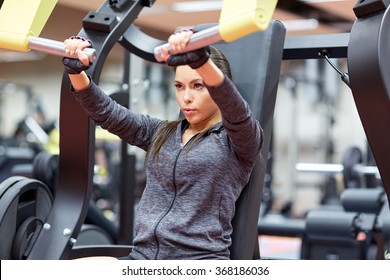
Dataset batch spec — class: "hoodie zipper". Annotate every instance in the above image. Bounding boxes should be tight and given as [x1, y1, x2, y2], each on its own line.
[152, 133, 201, 260]
[152, 145, 183, 260]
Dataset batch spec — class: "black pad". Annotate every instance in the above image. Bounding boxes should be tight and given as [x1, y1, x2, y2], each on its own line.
[305, 210, 359, 239]
[341, 188, 386, 214]
[301, 210, 365, 260]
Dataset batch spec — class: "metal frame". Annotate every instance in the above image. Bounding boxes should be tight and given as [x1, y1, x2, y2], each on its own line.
[348, 0, 390, 205]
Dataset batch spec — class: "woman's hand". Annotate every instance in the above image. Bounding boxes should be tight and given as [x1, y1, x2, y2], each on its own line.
[64, 36, 92, 66]
[163, 30, 210, 69]
[62, 36, 93, 90]
[62, 36, 92, 74]
[159, 30, 193, 62]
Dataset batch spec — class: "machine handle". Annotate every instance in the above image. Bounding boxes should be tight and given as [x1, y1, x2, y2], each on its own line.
[153, 25, 222, 62]
[29, 36, 97, 63]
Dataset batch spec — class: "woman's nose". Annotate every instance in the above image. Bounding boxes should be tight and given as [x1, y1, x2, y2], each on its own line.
[183, 89, 193, 103]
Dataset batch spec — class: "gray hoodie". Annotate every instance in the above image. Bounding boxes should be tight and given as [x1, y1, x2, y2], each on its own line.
[73, 76, 263, 259]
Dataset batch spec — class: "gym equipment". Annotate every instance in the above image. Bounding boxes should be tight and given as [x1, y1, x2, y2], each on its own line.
[296, 146, 381, 189]
[259, 187, 388, 260]
[0, 149, 120, 260]
[301, 210, 366, 260]
[24, 0, 151, 259]
[0, 0, 96, 62]
[0, 176, 53, 259]
[0, 0, 284, 260]
[341, 187, 386, 214]
[31, 151, 58, 193]
[153, 0, 278, 61]
[301, 187, 388, 260]
[74, 3, 285, 259]
[32, 149, 121, 245]
[0, 0, 278, 65]
[2, 0, 390, 261]
[258, 0, 390, 260]
[348, 0, 390, 205]
[0, 146, 36, 182]
[258, 20, 390, 256]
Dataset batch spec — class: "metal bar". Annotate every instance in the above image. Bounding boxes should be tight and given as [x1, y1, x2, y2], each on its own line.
[283, 33, 350, 60]
[153, 25, 222, 61]
[296, 163, 344, 174]
[29, 36, 97, 63]
[24, 116, 49, 143]
[296, 162, 380, 176]
[126, 26, 351, 64]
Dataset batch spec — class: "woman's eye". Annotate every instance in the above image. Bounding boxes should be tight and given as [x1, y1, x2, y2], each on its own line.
[194, 83, 204, 90]
[175, 84, 183, 90]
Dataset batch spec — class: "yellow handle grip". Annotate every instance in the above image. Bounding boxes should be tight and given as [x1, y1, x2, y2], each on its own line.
[0, 0, 57, 51]
[219, 0, 278, 42]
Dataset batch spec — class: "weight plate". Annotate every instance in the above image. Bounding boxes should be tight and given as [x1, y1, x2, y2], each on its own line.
[0, 176, 28, 198]
[12, 216, 43, 259]
[342, 146, 363, 189]
[0, 178, 53, 259]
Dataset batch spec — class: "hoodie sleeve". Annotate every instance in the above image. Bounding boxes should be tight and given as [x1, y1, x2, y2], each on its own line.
[71, 80, 164, 151]
[207, 77, 263, 167]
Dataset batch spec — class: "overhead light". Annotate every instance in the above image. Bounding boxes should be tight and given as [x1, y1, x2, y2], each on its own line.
[171, 1, 222, 13]
[281, 19, 319, 31]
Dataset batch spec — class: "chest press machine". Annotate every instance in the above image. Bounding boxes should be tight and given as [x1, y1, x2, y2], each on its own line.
[0, 0, 285, 259]
[0, 0, 390, 260]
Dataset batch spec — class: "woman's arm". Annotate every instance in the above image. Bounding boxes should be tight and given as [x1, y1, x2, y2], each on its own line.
[68, 72, 90, 91]
[62, 37, 163, 150]
[195, 60, 225, 88]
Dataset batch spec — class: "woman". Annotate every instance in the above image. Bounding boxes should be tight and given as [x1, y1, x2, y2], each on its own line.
[63, 30, 263, 260]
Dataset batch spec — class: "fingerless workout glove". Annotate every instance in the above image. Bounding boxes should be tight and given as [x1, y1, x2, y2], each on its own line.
[166, 46, 210, 69]
[62, 36, 93, 74]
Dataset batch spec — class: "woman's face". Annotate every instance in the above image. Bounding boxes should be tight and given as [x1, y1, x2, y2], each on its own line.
[174, 65, 221, 130]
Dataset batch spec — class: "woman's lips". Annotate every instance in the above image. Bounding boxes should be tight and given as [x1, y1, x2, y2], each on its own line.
[182, 108, 196, 116]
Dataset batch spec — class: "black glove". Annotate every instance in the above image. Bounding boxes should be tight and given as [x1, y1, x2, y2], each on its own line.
[166, 46, 210, 69]
[62, 36, 93, 74]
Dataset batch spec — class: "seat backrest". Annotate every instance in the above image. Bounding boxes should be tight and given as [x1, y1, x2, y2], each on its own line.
[196, 21, 286, 259]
